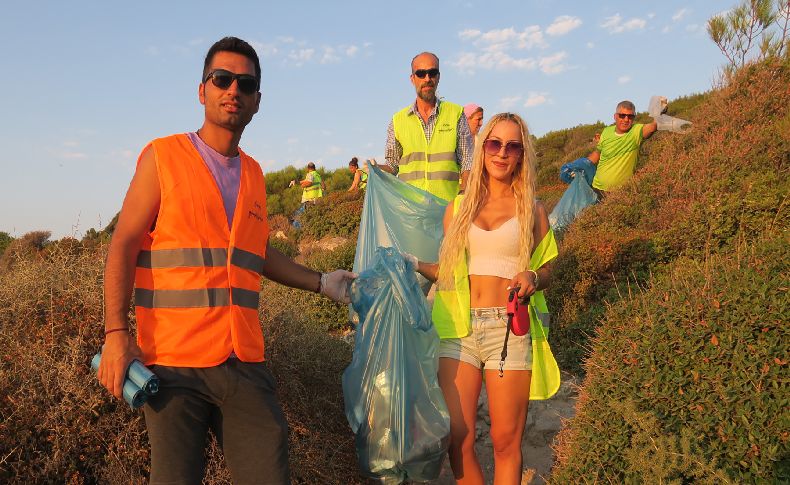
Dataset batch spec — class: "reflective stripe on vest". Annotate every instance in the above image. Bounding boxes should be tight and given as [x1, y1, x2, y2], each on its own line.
[359, 170, 368, 189]
[392, 101, 463, 202]
[133, 134, 269, 367]
[431, 195, 561, 399]
[302, 171, 323, 201]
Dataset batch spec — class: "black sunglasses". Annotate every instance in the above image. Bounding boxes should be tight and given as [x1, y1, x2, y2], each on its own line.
[203, 69, 259, 95]
[616, 113, 635, 120]
[483, 139, 524, 158]
[413, 68, 440, 79]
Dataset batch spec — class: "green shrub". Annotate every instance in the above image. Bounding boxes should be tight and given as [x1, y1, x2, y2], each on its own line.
[269, 236, 298, 259]
[548, 60, 789, 375]
[0, 232, 14, 257]
[299, 191, 363, 241]
[551, 237, 789, 483]
[263, 241, 357, 333]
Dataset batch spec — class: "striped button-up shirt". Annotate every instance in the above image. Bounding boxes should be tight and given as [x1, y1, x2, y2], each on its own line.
[385, 99, 474, 172]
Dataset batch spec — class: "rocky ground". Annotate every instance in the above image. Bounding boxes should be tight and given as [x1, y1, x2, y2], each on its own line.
[430, 373, 579, 485]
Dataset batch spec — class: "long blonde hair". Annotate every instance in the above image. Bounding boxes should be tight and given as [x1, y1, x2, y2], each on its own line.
[437, 113, 538, 289]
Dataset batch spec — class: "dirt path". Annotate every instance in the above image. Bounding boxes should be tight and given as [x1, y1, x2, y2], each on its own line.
[430, 373, 579, 484]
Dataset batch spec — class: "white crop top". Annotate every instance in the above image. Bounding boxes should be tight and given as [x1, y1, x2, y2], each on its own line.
[467, 216, 520, 279]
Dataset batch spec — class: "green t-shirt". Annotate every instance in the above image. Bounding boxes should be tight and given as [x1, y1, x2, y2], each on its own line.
[592, 123, 644, 191]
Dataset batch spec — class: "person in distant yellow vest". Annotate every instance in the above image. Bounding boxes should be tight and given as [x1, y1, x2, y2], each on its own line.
[347, 157, 368, 192]
[409, 113, 558, 484]
[384, 52, 473, 202]
[300, 161, 323, 202]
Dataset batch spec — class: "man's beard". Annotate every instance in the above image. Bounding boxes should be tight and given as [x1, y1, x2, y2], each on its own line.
[417, 84, 436, 103]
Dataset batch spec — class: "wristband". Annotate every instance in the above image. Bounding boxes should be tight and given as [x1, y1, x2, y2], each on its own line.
[105, 327, 130, 336]
[527, 269, 539, 288]
[315, 272, 323, 294]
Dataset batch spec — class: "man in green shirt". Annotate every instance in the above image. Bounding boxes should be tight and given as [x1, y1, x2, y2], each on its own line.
[588, 100, 657, 198]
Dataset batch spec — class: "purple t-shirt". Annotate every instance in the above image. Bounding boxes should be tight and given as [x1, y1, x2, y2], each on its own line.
[186, 132, 241, 230]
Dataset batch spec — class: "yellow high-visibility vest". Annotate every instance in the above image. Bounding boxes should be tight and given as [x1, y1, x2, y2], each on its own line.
[392, 101, 463, 202]
[302, 171, 323, 202]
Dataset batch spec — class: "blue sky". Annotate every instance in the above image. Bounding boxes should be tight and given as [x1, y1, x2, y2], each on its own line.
[0, 0, 731, 238]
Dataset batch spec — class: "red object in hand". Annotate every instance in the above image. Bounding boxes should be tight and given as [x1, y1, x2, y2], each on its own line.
[507, 289, 530, 336]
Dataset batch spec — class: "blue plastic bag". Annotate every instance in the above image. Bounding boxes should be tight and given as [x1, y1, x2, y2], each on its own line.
[549, 173, 598, 231]
[352, 163, 447, 277]
[343, 247, 450, 483]
[559, 157, 597, 185]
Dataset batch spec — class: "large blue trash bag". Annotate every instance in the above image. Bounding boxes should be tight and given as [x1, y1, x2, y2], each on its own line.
[353, 163, 447, 277]
[343, 247, 450, 483]
[549, 173, 598, 231]
[559, 157, 597, 185]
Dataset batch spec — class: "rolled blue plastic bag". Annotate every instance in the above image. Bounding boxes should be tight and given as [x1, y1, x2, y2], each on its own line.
[549, 173, 598, 231]
[343, 247, 450, 484]
[91, 353, 158, 409]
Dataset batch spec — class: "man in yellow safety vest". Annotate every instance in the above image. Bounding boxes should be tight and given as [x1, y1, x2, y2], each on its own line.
[384, 52, 473, 202]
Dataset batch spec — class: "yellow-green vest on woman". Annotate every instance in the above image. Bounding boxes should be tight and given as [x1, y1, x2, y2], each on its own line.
[392, 101, 463, 202]
[432, 196, 561, 400]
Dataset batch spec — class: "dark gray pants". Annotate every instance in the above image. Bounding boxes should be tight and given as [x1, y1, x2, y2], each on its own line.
[144, 360, 289, 485]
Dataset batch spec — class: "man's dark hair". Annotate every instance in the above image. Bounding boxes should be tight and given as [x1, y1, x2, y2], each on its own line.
[616, 100, 636, 112]
[349, 157, 359, 168]
[203, 37, 261, 83]
[307, 162, 316, 169]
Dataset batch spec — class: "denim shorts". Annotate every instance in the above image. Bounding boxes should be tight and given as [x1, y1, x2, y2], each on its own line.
[438, 307, 532, 371]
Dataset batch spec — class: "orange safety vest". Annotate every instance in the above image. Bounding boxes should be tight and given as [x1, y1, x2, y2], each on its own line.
[133, 134, 269, 367]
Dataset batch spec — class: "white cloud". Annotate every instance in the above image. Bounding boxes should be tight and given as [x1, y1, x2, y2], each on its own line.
[459, 29, 481, 41]
[601, 14, 646, 33]
[461, 26, 546, 51]
[586, 41, 595, 48]
[251, 41, 278, 58]
[345, 45, 359, 57]
[524, 92, 549, 107]
[453, 50, 537, 73]
[288, 48, 315, 66]
[546, 15, 582, 36]
[499, 95, 522, 110]
[662, 26, 672, 34]
[647, 12, 655, 19]
[327, 145, 343, 156]
[320, 47, 340, 64]
[617, 75, 631, 84]
[686, 23, 701, 33]
[539, 51, 569, 74]
[672, 8, 689, 22]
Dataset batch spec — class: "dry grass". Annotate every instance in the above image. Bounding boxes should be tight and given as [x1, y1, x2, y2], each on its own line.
[0, 237, 366, 484]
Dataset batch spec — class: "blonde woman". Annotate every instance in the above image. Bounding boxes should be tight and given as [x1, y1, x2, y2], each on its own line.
[411, 113, 558, 484]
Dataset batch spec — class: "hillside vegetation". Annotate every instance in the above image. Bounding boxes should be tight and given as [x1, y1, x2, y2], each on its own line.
[549, 59, 789, 482]
[0, 56, 786, 485]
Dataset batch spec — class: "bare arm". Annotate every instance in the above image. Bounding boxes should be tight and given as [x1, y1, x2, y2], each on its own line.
[262, 243, 355, 303]
[642, 120, 658, 139]
[587, 150, 600, 164]
[509, 201, 553, 298]
[98, 145, 160, 400]
[348, 171, 361, 192]
[262, 243, 322, 291]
